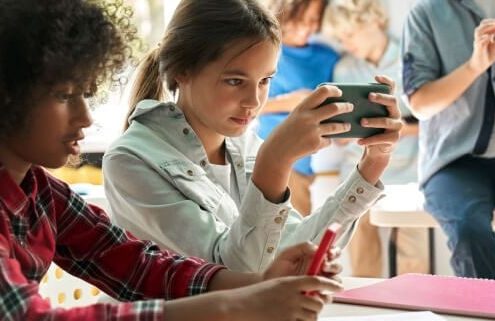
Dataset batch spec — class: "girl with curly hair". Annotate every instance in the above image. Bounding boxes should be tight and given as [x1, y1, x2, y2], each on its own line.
[0, 0, 344, 320]
[103, 0, 402, 274]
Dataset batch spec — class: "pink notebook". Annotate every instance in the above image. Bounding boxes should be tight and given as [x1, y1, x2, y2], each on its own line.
[334, 273, 495, 319]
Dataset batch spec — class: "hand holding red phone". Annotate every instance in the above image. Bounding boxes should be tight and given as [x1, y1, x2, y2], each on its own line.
[304, 223, 342, 296]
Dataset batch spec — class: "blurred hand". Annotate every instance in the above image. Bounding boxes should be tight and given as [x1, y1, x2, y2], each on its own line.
[468, 19, 495, 75]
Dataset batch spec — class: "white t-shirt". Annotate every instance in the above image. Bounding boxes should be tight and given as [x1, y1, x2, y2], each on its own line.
[208, 156, 241, 207]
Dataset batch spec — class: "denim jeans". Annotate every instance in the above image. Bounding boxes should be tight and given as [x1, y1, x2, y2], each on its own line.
[423, 155, 495, 279]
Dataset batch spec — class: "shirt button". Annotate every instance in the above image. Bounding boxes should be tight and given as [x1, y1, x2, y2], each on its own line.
[356, 187, 364, 194]
[183, 128, 190, 135]
[200, 160, 207, 167]
[348, 195, 357, 203]
[236, 162, 243, 169]
[266, 246, 275, 254]
[279, 209, 288, 215]
[187, 170, 194, 176]
[274, 216, 283, 224]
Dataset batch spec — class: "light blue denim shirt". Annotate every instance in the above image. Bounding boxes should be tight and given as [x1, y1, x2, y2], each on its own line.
[103, 100, 383, 272]
[402, 0, 491, 186]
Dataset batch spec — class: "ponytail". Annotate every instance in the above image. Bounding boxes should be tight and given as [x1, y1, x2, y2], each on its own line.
[124, 47, 168, 131]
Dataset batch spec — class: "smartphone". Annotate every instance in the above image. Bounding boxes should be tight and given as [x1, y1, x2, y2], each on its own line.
[306, 222, 341, 276]
[318, 83, 391, 138]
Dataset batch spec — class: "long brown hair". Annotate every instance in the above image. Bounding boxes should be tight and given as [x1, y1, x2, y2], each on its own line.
[125, 0, 281, 130]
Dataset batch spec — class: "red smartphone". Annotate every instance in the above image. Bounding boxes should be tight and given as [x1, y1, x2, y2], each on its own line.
[306, 223, 341, 276]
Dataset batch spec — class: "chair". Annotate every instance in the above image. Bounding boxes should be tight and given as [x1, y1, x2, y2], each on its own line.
[39, 263, 103, 308]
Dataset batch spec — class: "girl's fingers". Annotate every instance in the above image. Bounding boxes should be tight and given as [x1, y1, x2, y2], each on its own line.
[296, 276, 343, 293]
[295, 308, 319, 321]
[368, 93, 400, 119]
[328, 246, 342, 260]
[358, 131, 400, 146]
[321, 261, 343, 275]
[361, 117, 403, 131]
[374, 75, 395, 93]
[298, 85, 342, 111]
[299, 295, 325, 314]
[318, 121, 351, 136]
[314, 102, 354, 121]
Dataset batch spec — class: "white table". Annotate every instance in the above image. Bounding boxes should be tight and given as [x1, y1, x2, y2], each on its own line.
[321, 277, 476, 320]
[369, 184, 438, 276]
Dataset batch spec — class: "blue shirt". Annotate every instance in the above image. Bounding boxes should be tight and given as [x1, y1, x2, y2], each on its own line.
[402, 0, 492, 186]
[257, 41, 339, 176]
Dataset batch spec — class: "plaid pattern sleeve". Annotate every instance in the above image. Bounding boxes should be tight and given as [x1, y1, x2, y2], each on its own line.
[47, 171, 226, 300]
[0, 166, 225, 321]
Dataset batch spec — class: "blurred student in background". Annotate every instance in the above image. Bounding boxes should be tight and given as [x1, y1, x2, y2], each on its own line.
[402, 0, 495, 278]
[326, 0, 428, 277]
[256, 0, 341, 215]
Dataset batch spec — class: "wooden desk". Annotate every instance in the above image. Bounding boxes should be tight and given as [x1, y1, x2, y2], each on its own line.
[321, 277, 477, 320]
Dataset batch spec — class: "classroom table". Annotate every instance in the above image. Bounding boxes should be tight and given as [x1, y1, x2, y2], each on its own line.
[320, 277, 480, 320]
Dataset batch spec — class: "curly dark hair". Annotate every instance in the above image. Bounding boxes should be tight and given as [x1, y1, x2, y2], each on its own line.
[0, 0, 138, 138]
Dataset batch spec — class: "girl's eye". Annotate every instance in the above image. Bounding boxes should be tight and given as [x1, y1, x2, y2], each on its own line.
[260, 77, 272, 86]
[225, 79, 243, 86]
[83, 91, 94, 99]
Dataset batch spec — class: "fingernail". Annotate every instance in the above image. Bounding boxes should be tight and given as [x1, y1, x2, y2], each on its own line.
[361, 119, 369, 125]
[345, 123, 351, 130]
[369, 93, 377, 99]
[348, 103, 354, 111]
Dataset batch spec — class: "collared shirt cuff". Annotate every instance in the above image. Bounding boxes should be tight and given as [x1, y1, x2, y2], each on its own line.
[332, 167, 384, 223]
[239, 179, 291, 228]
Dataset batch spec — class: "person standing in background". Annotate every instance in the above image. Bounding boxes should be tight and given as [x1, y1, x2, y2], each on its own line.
[402, 0, 495, 279]
[257, 0, 340, 215]
[326, 0, 429, 277]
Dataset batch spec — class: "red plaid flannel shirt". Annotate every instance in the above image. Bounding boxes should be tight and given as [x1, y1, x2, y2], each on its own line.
[0, 165, 224, 321]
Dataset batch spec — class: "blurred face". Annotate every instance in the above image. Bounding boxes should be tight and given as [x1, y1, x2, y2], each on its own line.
[2, 83, 93, 170]
[282, 0, 324, 47]
[335, 20, 386, 60]
[176, 39, 279, 141]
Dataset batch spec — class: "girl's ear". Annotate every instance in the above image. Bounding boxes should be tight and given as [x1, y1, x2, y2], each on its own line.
[175, 72, 190, 86]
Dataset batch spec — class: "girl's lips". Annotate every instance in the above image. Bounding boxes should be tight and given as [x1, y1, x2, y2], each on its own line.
[230, 117, 251, 125]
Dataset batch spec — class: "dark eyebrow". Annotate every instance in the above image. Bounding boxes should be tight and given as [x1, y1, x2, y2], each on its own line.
[222, 69, 277, 77]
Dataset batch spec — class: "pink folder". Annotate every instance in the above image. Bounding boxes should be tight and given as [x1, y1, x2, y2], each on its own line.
[334, 273, 495, 319]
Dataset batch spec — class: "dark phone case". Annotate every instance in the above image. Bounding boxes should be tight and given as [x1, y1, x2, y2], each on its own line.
[319, 83, 391, 138]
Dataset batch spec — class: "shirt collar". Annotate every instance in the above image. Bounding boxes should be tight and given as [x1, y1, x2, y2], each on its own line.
[0, 165, 38, 215]
[459, 0, 484, 19]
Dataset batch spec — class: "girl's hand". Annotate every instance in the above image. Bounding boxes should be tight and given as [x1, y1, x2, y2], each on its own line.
[357, 75, 402, 161]
[263, 242, 343, 286]
[468, 19, 495, 75]
[226, 275, 338, 321]
[263, 85, 353, 166]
